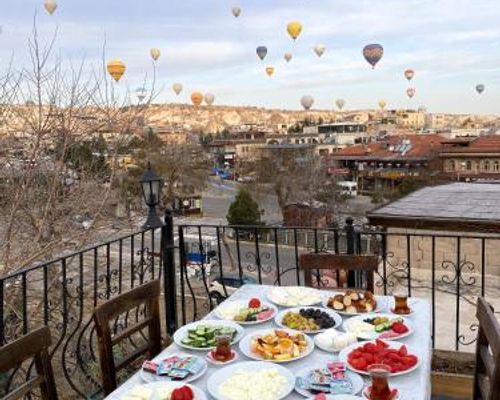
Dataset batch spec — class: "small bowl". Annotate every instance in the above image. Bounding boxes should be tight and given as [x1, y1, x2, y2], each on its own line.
[205, 349, 238, 366]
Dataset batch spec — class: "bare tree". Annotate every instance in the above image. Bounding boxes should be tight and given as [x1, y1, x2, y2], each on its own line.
[0, 18, 159, 274]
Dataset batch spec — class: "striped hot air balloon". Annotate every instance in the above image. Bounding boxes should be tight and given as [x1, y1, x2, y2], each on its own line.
[107, 59, 126, 82]
[363, 44, 384, 68]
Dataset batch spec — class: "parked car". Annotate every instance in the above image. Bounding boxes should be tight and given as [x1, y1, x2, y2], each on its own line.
[208, 274, 257, 305]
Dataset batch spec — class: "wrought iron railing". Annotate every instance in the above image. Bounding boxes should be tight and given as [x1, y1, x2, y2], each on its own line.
[2, 214, 500, 398]
[176, 221, 500, 353]
[0, 225, 167, 399]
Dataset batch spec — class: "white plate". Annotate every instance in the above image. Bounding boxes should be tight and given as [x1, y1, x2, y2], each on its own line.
[145, 382, 206, 400]
[239, 328, 315, 363]
[140, 353, 207, 383]
[274, 307, 343, 334]
[314, 329, 358, 353]
[214, 300, 278, 325]
[342, 313, 414, 340]
[173, 320, 245, 351]
[207, 361, 295, 400]
[322, 292, 387, 316]
[267, 286, 322, 307]
[295, 365, 364, 397]
[339, 340, 421, 377]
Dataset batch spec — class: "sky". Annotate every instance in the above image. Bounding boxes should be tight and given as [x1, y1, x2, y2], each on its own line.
[2, 0, 500, 114]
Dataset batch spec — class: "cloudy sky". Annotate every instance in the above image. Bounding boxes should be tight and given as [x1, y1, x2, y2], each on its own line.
[2, 0, 500, 114]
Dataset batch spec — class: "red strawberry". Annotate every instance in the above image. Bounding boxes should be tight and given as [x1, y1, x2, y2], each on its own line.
[248, 298, 261, 308]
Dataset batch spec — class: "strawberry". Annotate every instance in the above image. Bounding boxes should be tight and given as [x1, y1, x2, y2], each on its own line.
[248, 298, 261, 308]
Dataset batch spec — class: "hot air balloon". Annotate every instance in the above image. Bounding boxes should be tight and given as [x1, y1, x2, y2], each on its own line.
[107, 60, 126, 82]
[232, 7, 241, 17]
[407, 88, 416, 99]
[363, 44, 384, 69]
[476, 84, 485, 94]
[287, 21, 303, 40]
[265, 66, 275, 77]
[256, 46, 267, 61]
[204, 93, 215, 106]
[284, 52, 293, 63]
[301, 95, 314, 111]
[44, 0, 57, 15]
[378, 100, 386, 110]
[191, 92, 203, 107]
[314, 44, 326, 58]
[136, 87, 147, 102]
[336, 99, 345, 111]
[404, 69, 415, 81]
[150, 48, 161, 61]
[172, 83, 183, 96]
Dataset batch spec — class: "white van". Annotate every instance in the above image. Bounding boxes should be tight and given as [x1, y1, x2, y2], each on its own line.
[338, 181, 358, 197]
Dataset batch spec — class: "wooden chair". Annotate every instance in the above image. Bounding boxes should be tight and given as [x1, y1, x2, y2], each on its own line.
[299, 253, 379, 292]
[0, 326, 58, 400]
[473, 297, 500, 400]
[93, 280, 162, 395]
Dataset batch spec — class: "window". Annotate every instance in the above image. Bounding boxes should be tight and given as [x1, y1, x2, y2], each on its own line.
[484, 160, 490, 171]
[495, 161, 500, 172]
[466, 161, 472, 170]
[448, 160, 455, 171]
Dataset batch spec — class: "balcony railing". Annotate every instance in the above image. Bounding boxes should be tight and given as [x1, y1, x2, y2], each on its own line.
[1, 214, 499, 398]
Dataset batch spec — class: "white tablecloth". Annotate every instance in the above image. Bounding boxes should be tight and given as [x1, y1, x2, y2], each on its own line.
[107, 284, 432, 400]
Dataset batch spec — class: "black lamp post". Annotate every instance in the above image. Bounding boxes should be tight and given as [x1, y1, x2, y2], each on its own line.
[140, 162, 163, 229]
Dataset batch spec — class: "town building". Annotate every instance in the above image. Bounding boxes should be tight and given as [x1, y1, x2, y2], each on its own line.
[439, 136, 500, 181]
[329, 134, 444, 193]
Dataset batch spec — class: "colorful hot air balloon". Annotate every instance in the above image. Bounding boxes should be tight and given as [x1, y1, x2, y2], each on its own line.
[107, 59, 126, 82]
[314, 44, 326, 58]
[336, 99, 345, 110]
[287, 21, 303, 40]
[136, 87, 147, 102]
[378, 100, 387, 110]
[191, 92, 203, 106]
[404, 69, 415, 81]
[265, 66, 275, 77]
[363, 44, 384, 69]
[284, 52, 293, 63]
[150, 48, 161, 61]
[256, 46, 267, 61]
[407, 88, 416, 99]
[232, 7, 241, 18]
[172, 83, 183, 96]
[301, 95, 314, 111]
[476, 84, 485, 94]
[204, 93, 215, 106]
[44, 0, 57, 15]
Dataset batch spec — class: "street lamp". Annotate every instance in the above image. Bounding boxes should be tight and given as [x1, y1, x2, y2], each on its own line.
[140, 162, 163, 229]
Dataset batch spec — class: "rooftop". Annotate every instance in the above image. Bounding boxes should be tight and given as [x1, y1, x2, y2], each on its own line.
[440, 135, 500, 154]
[331, 134, 444, 161]
[368, 182, 500, 230]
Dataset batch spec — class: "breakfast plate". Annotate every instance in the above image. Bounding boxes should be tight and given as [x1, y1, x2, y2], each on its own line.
[342, 313, 414, 340]
[173, 320, 244, 351]
[274, 307, 342, 334]
[339, 340, 421, 377]
[267, 286, 322, 307]
[140, 353, 207, 384]
[207, 361, 295, 400]
[239, 328, 315, 363]
[214, 299, 277, 325]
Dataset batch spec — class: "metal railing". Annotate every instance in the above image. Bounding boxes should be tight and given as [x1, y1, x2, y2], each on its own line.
[2, 214, 500, 398]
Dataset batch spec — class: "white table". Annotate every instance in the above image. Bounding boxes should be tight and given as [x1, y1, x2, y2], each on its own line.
[107, 284, 432, 400]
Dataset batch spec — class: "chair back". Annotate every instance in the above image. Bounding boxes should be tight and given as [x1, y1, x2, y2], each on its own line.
[0, 326, 58, 400]
[299, 253, 378, 291]
[93, 280, 162, 395]
[473, 297, 500, 400]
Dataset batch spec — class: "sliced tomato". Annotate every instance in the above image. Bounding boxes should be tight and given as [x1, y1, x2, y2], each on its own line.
[350, 357, 368, 371]
[398, 345, 408, 357]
